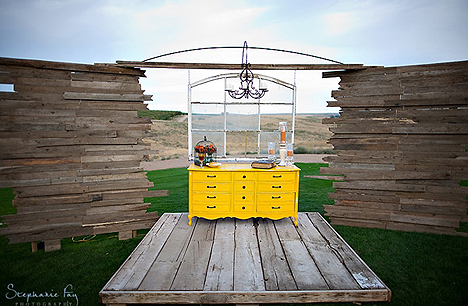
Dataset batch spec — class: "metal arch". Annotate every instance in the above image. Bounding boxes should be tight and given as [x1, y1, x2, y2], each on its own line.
[143, 45, 344, 65]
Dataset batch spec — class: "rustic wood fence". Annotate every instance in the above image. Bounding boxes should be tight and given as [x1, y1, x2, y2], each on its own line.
[1, 57, 466, 251]
[0, 57, 167, 251]
[321, 60, 468, 235]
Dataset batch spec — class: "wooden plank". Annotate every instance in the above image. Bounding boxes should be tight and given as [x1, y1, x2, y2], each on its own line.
[0, 57, 145, 76]
[114, 61, 371, 70]
[256, 218, 297, 291]
[92, 217, 158, 235]
[307, 213, 387, 289]
[85, 179, 153, 193]
[295, 214, 360, 290]
[81, 154, 142, 163]
[86, 203, 151, 216]
[75, 115, 151, 125]
[5, 224, 93, 244]
[82, 172, 147, 183]
[138, 215, 197, 290]
[171, 218, 216, 290]
[63, 92, 151, 101]
[233, 219, 265, 291]
[14, 183, 88, 197]
[70, 70, 140, 82]
[386, 221, 462, 236]
[79, 100, 149, 110]
[333, 181, 426, 192]
[12, 193, 92, 206]
[100, 289, 390, 304]
[274, 218, 328, 290]
[71, 80, 141, 91]
[334, 199, 401, 211]
[118, 230, 133, 240]
[105, 213, 181, 291]
[324, 205, 392, 222]
[17, 203, 90, 214]
[389, 211, 460, 228]
[383, 97, 468, 107]
[83, 210, 158, 227]
[392, 124, 468, 134]
[332, 170, 451, 180]
[44, 239, 61, 252]
[204, 218, 235, 291]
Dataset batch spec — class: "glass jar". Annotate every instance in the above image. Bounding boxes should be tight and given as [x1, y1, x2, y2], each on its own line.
[194, 136, 217, 166]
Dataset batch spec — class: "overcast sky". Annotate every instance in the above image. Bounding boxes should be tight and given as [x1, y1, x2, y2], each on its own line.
[1, 0, 467, 113]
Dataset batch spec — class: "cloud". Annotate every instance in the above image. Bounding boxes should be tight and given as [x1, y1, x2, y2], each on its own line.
[1, 0, 466, 113]
[323, 12, 355, 36]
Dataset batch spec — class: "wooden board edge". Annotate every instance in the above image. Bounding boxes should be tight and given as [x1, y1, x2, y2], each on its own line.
[99, 289, 391, 304]
[307, 212, 391, 293]
[100, 213, 182, 291]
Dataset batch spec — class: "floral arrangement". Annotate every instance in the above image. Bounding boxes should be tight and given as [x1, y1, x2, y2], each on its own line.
[195, 144, 216, 154]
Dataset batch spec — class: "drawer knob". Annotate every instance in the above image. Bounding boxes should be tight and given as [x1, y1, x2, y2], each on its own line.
[242, 206, 246, 210]
[207, 205, 216, 209]
[207, 185, 216, 189]
[242, 185, 246, 189]
[272, 196, 282, 199]
[207, 196, 217, 199]
[272, 185, 281, 188]
[243, 175, 247, 178]
[242, 196, 246, 199]
[207, 175, 216, 178]
[273, 175, 282, 178]
[272, 206, 281, 209]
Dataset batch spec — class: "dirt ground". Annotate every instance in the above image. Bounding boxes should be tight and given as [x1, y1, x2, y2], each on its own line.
[141, 154, 332, 171]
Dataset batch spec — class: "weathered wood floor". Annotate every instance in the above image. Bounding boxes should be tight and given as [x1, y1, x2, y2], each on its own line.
[100, 212, 390, 305]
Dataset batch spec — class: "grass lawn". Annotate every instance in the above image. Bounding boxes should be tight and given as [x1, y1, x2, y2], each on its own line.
[1, 163, 467, 306]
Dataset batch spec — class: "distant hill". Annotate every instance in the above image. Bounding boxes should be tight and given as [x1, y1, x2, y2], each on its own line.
[143, 112, 335, 161]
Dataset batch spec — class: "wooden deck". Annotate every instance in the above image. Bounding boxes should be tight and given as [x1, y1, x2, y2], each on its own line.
[100, 212, 391, 305]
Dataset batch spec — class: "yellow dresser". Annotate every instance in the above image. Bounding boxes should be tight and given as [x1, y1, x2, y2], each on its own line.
[188, 163, 300, 226]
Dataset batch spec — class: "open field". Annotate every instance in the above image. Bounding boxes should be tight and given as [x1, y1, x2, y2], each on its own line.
[144, 113, 335, 160]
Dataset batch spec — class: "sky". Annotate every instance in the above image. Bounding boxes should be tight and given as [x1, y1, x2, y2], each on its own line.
[1, 0, 467, 113]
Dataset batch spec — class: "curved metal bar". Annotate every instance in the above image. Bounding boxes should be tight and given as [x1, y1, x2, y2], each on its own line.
[190, 72, 294, 89]
[142, 45, 344, 64]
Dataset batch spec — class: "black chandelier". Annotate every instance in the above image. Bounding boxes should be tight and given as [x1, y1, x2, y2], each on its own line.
[226, 41, 268, 99]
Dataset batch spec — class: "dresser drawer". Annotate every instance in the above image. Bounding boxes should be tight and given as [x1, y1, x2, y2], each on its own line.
[234, 203, 255, 212]
[233, 193, 255, 203]
[257, 172, 296, 181]
[192, 203, 230, 213]
[257, 182, 295, 192]
[233, 172, 255, 181]
[192, 193, 230, 204]
[192, 171, 231, 182]
[257, 202, 294, 213]
[234, 181, 255, 192]
[257, 193, 295, 203]
[193, 182, 230, 192]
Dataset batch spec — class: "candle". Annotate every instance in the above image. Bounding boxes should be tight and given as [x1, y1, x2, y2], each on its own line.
[279, 122, 287, 144]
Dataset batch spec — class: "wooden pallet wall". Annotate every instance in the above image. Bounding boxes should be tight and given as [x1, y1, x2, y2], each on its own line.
[321, 60, 468, 236]
[0, 57, 167, 250]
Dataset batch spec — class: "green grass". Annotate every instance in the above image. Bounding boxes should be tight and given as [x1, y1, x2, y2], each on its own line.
[1, 164, 468, 306]
[138, 110, 187, 120]
[0, 188, 16, 216]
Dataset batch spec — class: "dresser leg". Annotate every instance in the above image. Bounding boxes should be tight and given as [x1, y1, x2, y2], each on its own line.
[294, 216, 298, 226]
[188, 215, 192, 226]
